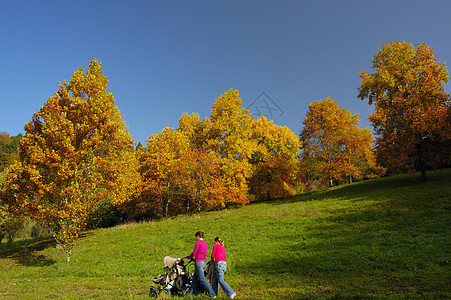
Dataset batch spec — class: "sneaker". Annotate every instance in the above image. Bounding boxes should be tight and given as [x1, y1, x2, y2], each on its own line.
[230, 293, 237, 299]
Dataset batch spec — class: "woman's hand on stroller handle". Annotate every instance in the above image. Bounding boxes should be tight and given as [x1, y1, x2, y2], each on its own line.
[181, 257, 194, 265]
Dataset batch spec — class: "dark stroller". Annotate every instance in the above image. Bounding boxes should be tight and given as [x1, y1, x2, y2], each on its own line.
[149, 256, 206, 297]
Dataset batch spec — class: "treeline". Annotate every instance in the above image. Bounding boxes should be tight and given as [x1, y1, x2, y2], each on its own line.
[0, 60, 377, 260]
[1, 41, 450, 262]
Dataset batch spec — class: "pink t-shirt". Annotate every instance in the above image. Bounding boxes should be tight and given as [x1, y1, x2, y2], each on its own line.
[186, 240, 208, 262]
[211, 244, 227, 263]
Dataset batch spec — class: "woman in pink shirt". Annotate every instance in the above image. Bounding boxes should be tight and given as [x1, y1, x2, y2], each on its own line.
[210, 237, 236, 299]
[185, 231, 216, 297]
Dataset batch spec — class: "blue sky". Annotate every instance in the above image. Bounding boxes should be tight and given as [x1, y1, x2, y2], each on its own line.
[1, 0, 451, 144]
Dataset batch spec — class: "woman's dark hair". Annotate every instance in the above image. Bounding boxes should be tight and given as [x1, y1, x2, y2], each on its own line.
[215, 237, 224, 246]
[195, 231, 204, 238]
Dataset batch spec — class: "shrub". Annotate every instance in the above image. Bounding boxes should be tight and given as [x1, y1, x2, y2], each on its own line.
[85, 201, 126, 230]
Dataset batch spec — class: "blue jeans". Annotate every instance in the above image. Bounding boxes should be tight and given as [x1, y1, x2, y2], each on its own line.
[212, 262, 235, 297]
[190, 260, 216, 297]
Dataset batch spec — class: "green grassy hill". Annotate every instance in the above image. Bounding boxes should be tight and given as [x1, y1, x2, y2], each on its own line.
[1, 169, 450, 299]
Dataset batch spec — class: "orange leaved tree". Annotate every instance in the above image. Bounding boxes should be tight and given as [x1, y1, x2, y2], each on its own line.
[0, 59, 138, 262]
[138, 127, 191, 218]
[177, 112, 241, 209]
[249, 116, 302, 200]
[299, 98, 382, 186]
[181, 148, 226, 210]
[358, 42, 451, 179]
[198, 89, 257, 205]
[138, 124, 228, 215]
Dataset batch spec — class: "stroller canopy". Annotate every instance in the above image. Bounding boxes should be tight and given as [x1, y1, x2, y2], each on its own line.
[164, 256, 188, 277]
[164, 256, 179, 269]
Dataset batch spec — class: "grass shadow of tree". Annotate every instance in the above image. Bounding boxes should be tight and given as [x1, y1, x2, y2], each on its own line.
[0, 232, 93, 267]
[235, 204, 450, 297]
[234, 170, 450, 297]
[0, 238, 57, 266]
[263, 169, 449, 207]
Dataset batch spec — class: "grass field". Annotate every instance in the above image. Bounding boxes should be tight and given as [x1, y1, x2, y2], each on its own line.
[1, 169, 450, 299]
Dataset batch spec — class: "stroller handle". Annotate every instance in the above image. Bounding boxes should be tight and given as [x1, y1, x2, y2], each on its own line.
[181, 258, 194, 265]
[184, 259, 195, 275]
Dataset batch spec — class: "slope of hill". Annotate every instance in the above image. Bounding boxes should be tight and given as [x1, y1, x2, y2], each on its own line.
[1, 169, 450, 299]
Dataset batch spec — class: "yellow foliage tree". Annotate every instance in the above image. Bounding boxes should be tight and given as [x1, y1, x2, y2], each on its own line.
[299, 98, 383, 187]
[138, 127, 191, 217]
[139, 89, 308, 213]
[138, 124, 228, 216]
[358, 42, 451, 179]
[0, 59, 138, 262]
[178, 112, 244, 209]
[249, 116, 302, 200]
[177, 91, 305, 203]
[0, 133, 22, 172]
[194, 89, 256, 205]
[180, 148, 226, 210]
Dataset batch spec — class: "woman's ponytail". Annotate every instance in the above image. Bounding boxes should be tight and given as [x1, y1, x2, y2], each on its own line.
[215, 237, 224, 246]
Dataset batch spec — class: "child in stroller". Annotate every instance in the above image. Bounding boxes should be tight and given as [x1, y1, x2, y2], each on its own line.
[149, 256, 207, 297]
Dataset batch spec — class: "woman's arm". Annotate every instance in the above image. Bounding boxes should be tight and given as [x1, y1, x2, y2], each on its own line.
[210, 244, 217, 262]
[186, 240, 199, 260]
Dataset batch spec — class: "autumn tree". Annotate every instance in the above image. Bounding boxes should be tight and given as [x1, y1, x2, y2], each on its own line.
[191, 89, 256, 205]
[0, 133, 22, 172]
[138, 127, 191, 218]
[138, 92, 256, 219]
[299, 98, 382, 187]
[177, 113, 238, 209]
[177, 112, 207, 149]
[358, 42, 451, 179]
[0, 167, 26, 243]
[181, 148, 226, 210]
[138, 89, 308, 213]
[0, 59, 138, 262]
[249, 116, 302, 200]
[177, 90, 306, 203]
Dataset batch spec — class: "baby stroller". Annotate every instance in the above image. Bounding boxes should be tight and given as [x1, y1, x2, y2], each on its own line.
[149, 256, 206, 297]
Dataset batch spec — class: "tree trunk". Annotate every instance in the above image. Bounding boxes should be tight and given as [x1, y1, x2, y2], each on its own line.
[186, 195, 190, 213]
[266, 173, 272, 200]
[163, 182, 170, 218]
[416, 142, 428, 181]
[420, 167, 428, 181]
[66, 249, 71, 264]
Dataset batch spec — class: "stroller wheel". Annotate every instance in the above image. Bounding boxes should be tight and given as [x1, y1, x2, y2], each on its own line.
[149, 287, 158, 298]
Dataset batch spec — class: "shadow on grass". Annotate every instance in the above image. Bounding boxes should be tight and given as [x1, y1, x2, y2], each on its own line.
[0, 232, 93, 267]
[235, 170, 451, 297]
[0, 237, 57, 266]
[235, 205, 450, 297]
[254, 168, 451, 208]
